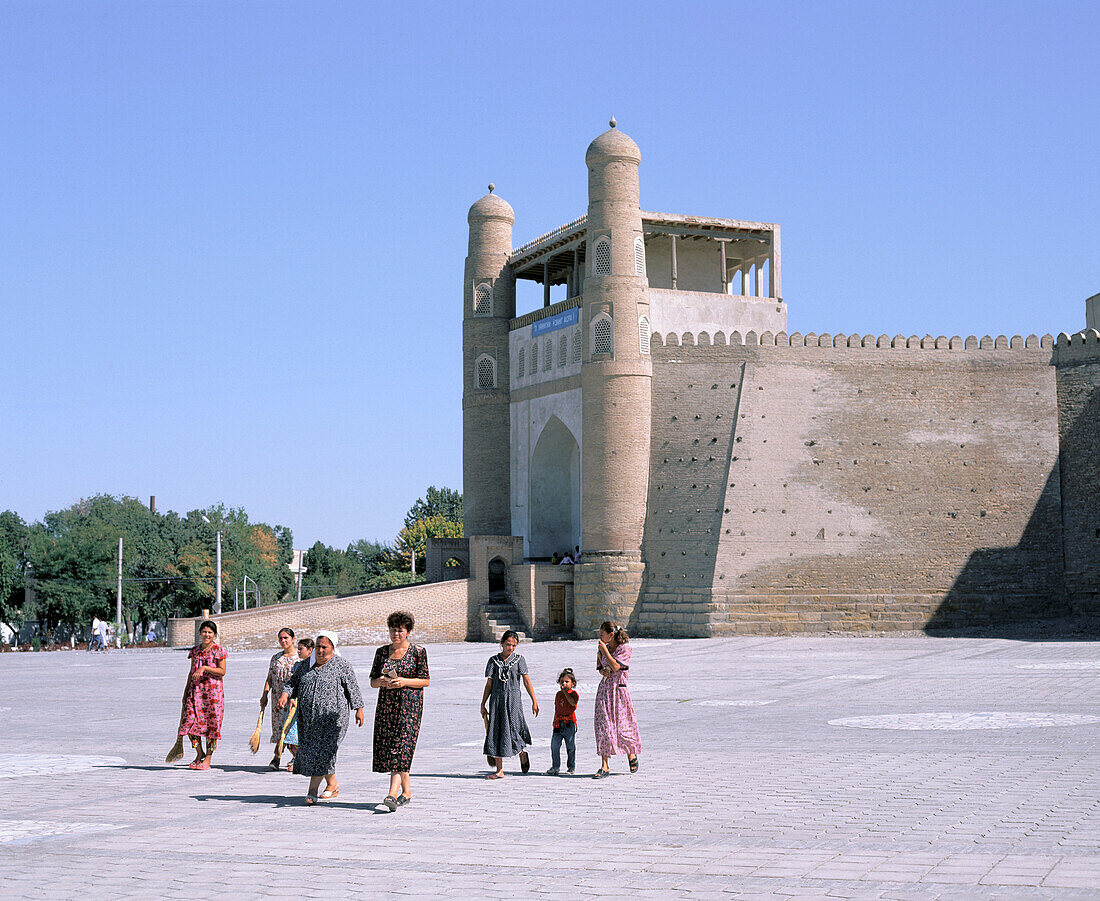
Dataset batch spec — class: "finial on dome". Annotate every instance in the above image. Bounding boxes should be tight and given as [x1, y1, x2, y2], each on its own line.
[609, 117, 617, 128]
[488, 183, 495, 193]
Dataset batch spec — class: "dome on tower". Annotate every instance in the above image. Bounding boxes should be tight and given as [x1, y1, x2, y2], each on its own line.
[468, 184, 515, 224]
[585, 119, 641, 166]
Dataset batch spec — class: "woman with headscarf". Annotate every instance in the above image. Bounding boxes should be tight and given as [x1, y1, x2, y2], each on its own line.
[278, 630, 364, 804]
[179, 619, 228, 770]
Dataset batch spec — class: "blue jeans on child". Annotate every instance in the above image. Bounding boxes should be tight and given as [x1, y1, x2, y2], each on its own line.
[551, 722, 576, 771]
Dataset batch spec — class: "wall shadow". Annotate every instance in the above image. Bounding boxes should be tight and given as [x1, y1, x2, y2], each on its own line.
[926, 369, 1100, 640]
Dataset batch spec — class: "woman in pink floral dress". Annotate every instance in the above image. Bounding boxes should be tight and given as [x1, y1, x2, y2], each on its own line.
[178, 620, 227, 770]
[592, 621, 639, 779]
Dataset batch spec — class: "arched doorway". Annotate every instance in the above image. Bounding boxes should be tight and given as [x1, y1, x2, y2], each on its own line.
[529, 416, 581, 559]
[487, 557, 507, 595]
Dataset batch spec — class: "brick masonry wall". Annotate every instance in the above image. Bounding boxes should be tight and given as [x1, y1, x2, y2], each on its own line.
[638, 333, 1069, 634]
[168, 580, 470, 650]
[1055, 336, 1100, 610]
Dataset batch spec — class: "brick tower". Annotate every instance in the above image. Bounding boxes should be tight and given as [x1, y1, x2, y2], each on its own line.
[574, 121, 652, 632]
[463, 185, 515, 537]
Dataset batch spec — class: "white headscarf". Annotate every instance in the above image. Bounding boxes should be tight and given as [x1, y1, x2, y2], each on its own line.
[310, 630, 341, 667]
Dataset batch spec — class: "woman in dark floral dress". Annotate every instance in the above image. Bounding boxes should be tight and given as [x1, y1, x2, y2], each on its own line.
[369, 611, 430, 811]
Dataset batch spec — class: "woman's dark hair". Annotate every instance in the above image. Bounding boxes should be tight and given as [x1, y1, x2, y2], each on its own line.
[557, 667, 576, 684]
[500, 630, 519, 644]
[387, 610, 415, 631]
[297, 637, 314, 650]
[198, 620, 218, 635]
[278, 627, 295, 640]
[600, 620, 629, 645]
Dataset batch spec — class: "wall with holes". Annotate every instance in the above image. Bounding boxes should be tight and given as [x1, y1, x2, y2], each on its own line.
[635, 331, 1090, 635]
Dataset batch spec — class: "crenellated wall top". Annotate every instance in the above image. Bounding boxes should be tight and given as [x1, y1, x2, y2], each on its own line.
[646, 329, 1100, 355]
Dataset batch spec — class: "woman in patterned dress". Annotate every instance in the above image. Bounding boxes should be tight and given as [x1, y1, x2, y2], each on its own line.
[260, 627, 297, 770]
[278, 630, 364, 804]
[592, 620, 640, 779]
[480, 630, 539, 779]
[369, 611, 430, 811]
[178, 620, 227, 770]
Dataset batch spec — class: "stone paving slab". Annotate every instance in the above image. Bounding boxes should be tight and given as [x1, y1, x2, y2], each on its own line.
[0, 635, 1097, 899]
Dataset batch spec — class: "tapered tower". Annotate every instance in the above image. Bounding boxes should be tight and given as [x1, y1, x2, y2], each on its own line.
[574, 121, 652, 632]
[463, 185, 515, 537]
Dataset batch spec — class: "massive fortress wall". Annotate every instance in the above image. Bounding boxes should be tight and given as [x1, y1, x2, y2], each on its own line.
[637, 330, 1100, 635]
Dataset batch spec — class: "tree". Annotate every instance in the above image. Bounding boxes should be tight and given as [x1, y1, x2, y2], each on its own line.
[0, 511, 29, 641]
[403, 487, 462, 531]
[395, 514, 462, 574]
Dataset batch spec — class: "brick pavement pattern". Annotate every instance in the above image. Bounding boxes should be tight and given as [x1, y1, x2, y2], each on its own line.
[0, 636, 1097, 899]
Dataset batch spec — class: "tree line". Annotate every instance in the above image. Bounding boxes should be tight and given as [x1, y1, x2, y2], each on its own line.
[0, 487, 462, 642]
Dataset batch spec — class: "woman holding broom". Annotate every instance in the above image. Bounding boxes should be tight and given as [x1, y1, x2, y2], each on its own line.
[179, 620, 227, 770]
[259, 627, 298, 770]
[278, 630, 364, 804]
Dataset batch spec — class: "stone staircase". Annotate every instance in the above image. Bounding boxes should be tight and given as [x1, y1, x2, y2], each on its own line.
[480, 596, 529, 642]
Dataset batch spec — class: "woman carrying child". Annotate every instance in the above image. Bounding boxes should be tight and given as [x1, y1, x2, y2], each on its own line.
[480, 630, 538, 779]
[592, 620, 639, 778]
[545, 667, 579, 775]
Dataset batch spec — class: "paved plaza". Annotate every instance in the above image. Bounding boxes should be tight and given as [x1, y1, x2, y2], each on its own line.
[0, 634, 1098, 899]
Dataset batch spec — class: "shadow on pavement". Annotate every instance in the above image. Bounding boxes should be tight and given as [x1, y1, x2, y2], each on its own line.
[193, 793, 389, 812]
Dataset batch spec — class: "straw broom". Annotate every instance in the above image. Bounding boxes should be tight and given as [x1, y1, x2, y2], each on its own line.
[248, 704, 266, 754]
[274, 700, 297, 758]
[165, 699, 187, 763]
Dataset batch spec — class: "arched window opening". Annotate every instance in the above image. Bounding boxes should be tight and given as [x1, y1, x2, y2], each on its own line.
[543, 338, 552, 371]
[593, 237, 611, 276]
[592, 314, 613, 356]
[634, 237, 646, 277]
[572, 326, 581, 363]
[558, 333, 568, 367]
[639, 315, 651, 355]
[474, 283, 492, 316]
[476, 354, 496, 389]
[529, 342, 538, 374]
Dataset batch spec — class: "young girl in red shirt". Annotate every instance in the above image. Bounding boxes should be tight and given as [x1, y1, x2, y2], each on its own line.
[546, 668, 579, 775]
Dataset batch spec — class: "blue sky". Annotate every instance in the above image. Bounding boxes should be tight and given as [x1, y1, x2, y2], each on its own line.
[1, 1, 1097, 548]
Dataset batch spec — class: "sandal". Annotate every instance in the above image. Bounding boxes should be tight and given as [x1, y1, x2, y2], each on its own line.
[520, 751, 530, 774]
[486, 772, 504, 780]
[269, 755, 281, 771]
[629, 755, 639, 773]
[285, 760, 294, 772]
[396, 794, 411, 806]
[383, 795, 398, 811]
[305, 793, 320, 805]
[320, 787, 339, 800]
[592, 769, 610, 779]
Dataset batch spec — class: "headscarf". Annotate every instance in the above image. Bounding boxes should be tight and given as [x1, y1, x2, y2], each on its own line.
[310, 630, 341, 667]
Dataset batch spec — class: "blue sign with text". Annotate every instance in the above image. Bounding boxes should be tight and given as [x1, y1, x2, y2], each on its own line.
[531, 305, 580, 337]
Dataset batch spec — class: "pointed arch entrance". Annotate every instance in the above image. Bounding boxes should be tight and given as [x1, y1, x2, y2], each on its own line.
[529, 415, 581, 559]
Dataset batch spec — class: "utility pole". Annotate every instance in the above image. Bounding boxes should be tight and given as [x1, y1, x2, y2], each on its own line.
[116, 537, 123, 648]
[214, 531, 222, 614]
[297, 551, 304, 604]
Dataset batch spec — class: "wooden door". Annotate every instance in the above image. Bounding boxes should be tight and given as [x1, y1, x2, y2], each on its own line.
[548, 584, 566, 631]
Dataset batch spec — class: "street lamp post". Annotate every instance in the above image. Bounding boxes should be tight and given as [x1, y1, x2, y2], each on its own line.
[201, 516, 223, 615]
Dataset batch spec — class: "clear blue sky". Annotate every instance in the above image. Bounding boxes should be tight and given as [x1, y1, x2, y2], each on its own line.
[2, 1, 1097, 549]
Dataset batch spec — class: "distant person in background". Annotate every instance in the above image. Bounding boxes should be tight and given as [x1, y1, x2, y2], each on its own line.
[559, 552, 574, 565]
[89, 617, 101, 652]
[146, 624, 157, 642]
[179, 620, 228, 770]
